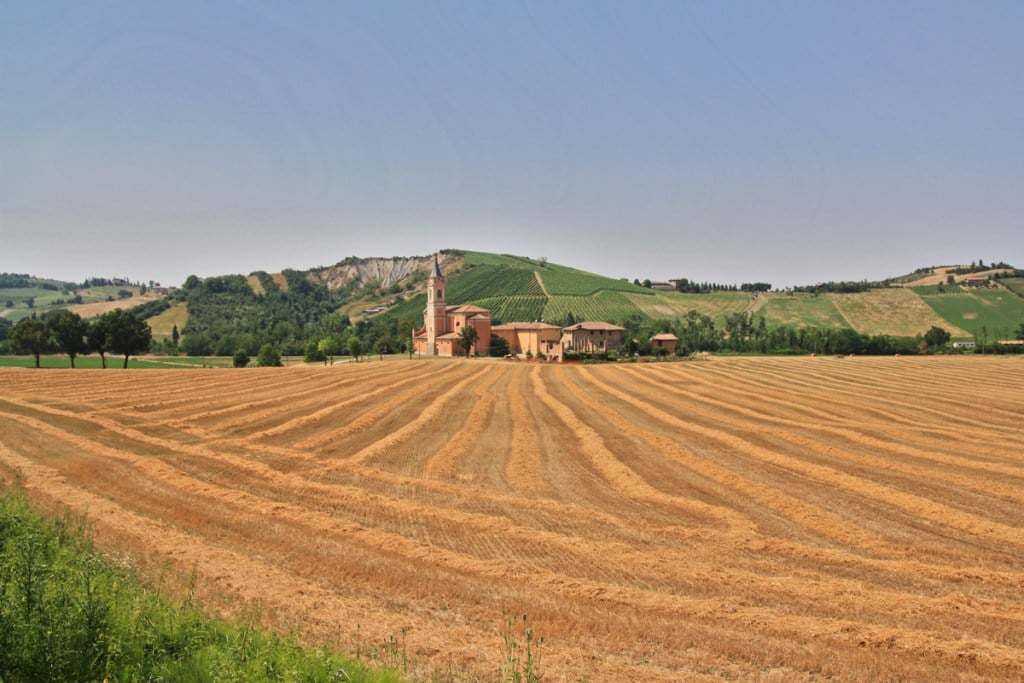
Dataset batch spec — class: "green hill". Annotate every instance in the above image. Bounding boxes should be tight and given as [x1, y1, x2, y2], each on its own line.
[427, 253, 1024, 339]
[5, 255, 1022, 358]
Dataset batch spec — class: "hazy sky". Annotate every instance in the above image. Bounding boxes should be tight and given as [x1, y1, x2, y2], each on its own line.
[2, 1, 1022, 288]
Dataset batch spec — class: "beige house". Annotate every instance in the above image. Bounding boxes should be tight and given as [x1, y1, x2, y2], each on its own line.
[561, 322, 626, 354]
[492, 322, 562, 358]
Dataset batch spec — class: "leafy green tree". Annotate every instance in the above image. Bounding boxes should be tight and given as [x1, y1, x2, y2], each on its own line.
[87, 317, 110, 367]
[346, 336, 363, 362]
[11, 318, 53, 368]
[303, 339, 325, 363]
[372, 336, 390, 361]
[0, 317, 12, 351]
[317, 338, 336, 365]
[232, 349, 250, 367]
[1016, 322, 1024, 340]
[398, 316, 417, 359]
[97, 309, 153, 368]
[489, 334, 510, 357]
[179, 334, 210, 357]
[923, 326, 951, 350]
[256, 344, 282, 367]
[457, 324, 479, 358]
[46, 310, 89, 368]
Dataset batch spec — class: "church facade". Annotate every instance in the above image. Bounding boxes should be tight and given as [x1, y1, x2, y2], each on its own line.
[412, 255, 491, 357]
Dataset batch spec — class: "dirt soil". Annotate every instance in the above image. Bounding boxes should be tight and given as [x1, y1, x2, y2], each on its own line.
[1, 356, 1022, 681]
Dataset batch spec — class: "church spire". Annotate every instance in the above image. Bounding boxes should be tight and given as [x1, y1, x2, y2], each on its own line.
[431, 252, 442, 278]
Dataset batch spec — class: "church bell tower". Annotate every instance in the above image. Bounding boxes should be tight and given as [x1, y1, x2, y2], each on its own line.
[424, 253, 447, 355]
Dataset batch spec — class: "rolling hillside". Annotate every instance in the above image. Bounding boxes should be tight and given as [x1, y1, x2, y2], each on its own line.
[4, 256, 1022, 349]
[381, 252, 1023, 340]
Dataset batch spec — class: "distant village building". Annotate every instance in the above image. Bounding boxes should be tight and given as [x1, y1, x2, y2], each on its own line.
[650, 333, 678, 355]
[649, 281, 675, 291]
[492, 322, 563, 359]
[561, 322, 626, 354]
[963, 277, 988, 287]
[412, 255, 491, 356]
[952, 341, 976, 349]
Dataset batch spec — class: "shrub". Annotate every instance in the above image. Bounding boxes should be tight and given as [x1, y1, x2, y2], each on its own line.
[256, 344, 282, 367]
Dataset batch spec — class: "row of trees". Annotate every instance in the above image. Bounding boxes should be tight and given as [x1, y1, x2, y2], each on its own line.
[615, 311, 997, 357]
[6, 310, 151, 368]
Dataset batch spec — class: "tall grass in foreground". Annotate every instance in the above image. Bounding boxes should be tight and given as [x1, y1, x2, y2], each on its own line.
[0, 483, 400, 683]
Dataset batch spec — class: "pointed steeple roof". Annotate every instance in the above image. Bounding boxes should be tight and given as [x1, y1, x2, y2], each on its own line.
[430, 252, 442, 278]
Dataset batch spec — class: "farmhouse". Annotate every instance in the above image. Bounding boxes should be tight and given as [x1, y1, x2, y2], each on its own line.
[561, 321, 626, 354]
[952, 341, 976, 349]
[650, 332, 678, 354]
[492, 322, 562, 358]
[412, 255, 491, 356]
[963, 277, 988, 287]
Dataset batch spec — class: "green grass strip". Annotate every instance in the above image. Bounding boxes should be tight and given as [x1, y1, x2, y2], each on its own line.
[0, 483, 401, 683]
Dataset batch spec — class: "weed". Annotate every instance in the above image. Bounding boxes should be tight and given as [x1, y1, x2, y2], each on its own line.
[500, 612, 544, 682]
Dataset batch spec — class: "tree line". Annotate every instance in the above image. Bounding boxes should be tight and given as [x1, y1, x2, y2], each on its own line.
[614, 311, 1018, 358]
[5, 309, 151, 368]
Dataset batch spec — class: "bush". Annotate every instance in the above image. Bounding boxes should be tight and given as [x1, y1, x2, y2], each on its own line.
[232, 350, 250, 368]
[256, 344, 282, 367]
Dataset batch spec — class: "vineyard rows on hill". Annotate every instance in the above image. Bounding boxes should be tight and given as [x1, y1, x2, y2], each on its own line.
[474, 296, 547, 324]
[542, 291, 638, 325]
[537, 266, 649, 297]
[446, 265, 543, 302]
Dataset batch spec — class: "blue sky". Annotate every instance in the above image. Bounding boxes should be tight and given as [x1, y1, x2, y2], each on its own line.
[2, 1, 1021, 288]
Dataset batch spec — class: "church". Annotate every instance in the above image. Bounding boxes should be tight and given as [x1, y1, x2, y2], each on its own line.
[412, 255, 492, 356]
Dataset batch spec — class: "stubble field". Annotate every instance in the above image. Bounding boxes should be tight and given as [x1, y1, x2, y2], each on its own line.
[1, 356, 1022, 680]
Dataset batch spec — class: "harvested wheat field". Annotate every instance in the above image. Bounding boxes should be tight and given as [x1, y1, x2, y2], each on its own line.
[1, 356, 1023, 680]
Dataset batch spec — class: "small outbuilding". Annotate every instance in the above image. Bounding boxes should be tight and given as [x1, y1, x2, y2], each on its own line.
[650, 333, 678, 355]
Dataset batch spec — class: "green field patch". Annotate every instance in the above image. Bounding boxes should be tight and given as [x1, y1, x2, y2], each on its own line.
[912, 286, 1024, 337]
[0, 355, 150, 369]
[828, 288, 965, 337]
[0, 286, 62, 302]
[760, 293, 851, 330]
[999, 278, 1024, 297]
[0, 355, 271, 369]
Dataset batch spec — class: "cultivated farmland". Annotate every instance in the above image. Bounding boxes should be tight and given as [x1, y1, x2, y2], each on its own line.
[1, 357, 1022, 680]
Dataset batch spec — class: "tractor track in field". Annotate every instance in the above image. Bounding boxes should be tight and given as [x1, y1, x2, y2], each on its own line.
[1, 356, 1022, 681]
